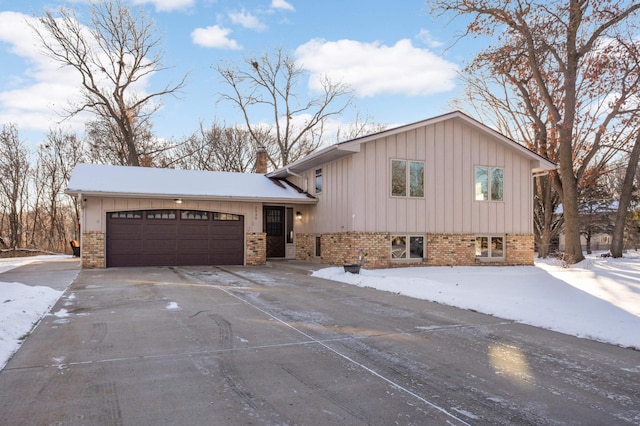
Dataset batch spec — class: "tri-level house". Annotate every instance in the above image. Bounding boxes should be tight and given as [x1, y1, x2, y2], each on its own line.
[66, 111, 555, 269]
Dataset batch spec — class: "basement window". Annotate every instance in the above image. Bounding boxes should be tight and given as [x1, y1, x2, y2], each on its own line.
[475, 236, 505, 261]
[391, 235, 424, 260]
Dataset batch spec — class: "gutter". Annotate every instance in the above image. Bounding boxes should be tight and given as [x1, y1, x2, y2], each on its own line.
[64, 190, 318, 205]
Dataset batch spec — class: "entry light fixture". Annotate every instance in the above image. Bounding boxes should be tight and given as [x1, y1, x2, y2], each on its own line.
[296, 211, 302, 220]
[174, 198, 183, 204]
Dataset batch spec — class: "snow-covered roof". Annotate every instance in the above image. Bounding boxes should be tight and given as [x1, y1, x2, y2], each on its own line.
[65, 163, 317, 204]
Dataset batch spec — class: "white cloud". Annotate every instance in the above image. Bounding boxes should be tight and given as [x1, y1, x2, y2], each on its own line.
[191, 25, 242, 49]
[416, 29, 443, 49]
[229, 9, 267, 31]
[271, 0, 294, 11]
[295, 38, 459, 98]
[0, 12, 86, 133]
[0, 11, 156, 136]
[130, 0, 195, 12]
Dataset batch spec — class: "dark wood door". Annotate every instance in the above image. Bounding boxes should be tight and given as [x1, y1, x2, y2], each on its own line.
[264, 206, 285, 258]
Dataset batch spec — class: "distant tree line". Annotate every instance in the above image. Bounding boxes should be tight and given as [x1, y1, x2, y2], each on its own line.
[4, 0, 640, 262]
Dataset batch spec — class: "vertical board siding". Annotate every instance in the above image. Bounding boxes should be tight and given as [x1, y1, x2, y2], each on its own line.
[335, 117, 533, 235]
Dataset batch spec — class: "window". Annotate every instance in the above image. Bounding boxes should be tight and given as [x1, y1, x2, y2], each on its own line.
[315, 168, 322, 194]
[181, 210, 209, 220]
[391, 235, 424, 260]
[214, 212, 241, 221]
[475, 166, 503, 201]
[286, 208, 294, 244]
[391, 160, 424, 197]
[146, 210, 176, 219]
[315, 235, 322, 257]
[475, 236, 504, 259]
[110, 211, 142, 219]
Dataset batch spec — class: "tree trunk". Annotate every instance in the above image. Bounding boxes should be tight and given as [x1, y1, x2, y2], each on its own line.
[538, 232, 551, 258]
[559, 130, 585, 264]
[610, 133, 640, 257]
[585, 230, 592, 255]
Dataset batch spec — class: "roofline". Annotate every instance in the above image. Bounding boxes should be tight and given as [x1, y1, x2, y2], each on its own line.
[64, 190, 318, 205]
[267, 110, 556, 178]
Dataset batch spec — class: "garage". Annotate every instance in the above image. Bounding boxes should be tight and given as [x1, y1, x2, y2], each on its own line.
[106, 209, 244, 267]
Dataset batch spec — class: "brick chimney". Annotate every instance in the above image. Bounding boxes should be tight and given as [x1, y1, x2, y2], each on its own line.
[255, 146, 268, 174]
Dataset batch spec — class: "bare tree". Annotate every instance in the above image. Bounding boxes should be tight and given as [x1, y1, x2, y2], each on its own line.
[215, 48, 352, 168]
[430, 0, 640, 263]
[610, 132, 640, 256]
[170, 123, 271, 172]
[84, 115, 169, 167]
[336, 111, 387, 142]
[32, 0, 186, 166]
[0, 124, 30, 248]
[32, 130, 84, 252]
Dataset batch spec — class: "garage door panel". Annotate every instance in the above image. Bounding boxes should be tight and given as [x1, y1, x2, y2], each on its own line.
[108, 222, 143, 237]
[180, 223, 210, 236]
[107, 210, 244, 267]
[145, 223, 177, 237]
[109, 239, 143, 252]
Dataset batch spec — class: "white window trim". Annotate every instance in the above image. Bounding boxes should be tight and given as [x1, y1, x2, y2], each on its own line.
[390, 234, 425, 261]
[475, 235, 505, 262]
[474, 165, 504, 202]
[315, 168, 323, 195]
[390, 159, 425, 199]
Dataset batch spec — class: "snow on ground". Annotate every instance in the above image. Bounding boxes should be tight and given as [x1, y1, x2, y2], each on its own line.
[313, 251, 640, 349]
[1, 252, 638, 372]
[0, 256, 66, 370]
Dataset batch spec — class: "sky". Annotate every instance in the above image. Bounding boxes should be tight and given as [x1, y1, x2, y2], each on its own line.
[0, 0, 481, 149]
[2, 251, 639, 371]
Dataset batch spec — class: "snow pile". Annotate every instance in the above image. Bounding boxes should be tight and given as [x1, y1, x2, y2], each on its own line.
[313, 252, 640, 349]
[0, 281, 62, 369]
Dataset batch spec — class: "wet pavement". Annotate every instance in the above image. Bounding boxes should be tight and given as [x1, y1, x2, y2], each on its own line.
[1, 259, 639, 425]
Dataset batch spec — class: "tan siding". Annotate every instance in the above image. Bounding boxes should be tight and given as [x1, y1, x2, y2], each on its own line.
[434, 122, 445, 230]
[461, 124, 473, 232]
[426, 124, 437, 231]
[83, 197, 263, 234]
[302, 116, 535, 236]
[375, 139, 388, 231]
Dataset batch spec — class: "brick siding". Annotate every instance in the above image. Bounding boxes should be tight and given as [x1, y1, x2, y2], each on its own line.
[246, 232, 266, 265]
[81, 231, 105, 269]
[296, 232, 534, 268]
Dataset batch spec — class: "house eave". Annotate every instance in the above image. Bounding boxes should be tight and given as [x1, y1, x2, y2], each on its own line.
[267, 110, 557, 177]
[64, 190, 318, 205]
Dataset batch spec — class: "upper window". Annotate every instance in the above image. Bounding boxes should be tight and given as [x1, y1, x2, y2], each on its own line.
[391, 160, 424, 197]
[475, 166, 503, 201]
[315, 168, 323, 194]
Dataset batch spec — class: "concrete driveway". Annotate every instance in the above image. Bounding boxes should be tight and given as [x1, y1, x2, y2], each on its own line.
[1, 260, 639, 425]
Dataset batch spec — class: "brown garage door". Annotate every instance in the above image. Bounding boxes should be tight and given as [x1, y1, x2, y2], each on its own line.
[106, 210, 244, 267]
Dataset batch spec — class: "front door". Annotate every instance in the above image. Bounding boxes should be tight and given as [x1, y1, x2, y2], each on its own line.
[264, 206, 285, 258]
